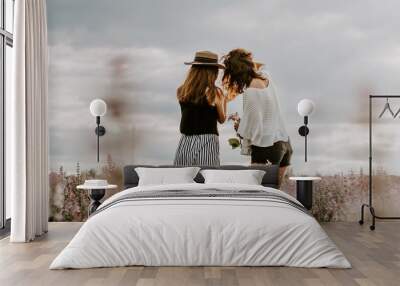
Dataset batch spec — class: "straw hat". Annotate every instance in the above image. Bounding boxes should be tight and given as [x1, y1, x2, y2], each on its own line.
[184, 50, 225, 69]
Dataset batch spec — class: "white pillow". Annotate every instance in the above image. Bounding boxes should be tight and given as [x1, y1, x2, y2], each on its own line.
[135, 167, 200, 186]
[200, 169, 266, 185]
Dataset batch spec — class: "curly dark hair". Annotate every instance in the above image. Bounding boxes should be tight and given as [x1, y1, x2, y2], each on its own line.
[222, 48, 265, 95]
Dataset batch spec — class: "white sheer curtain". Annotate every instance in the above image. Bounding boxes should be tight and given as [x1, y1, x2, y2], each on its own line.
[7, 0, 49, 242]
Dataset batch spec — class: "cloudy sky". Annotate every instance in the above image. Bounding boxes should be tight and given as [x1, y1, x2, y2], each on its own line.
[47, 0, 400, 175]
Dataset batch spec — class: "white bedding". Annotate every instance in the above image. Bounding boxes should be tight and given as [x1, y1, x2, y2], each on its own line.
[50, 183, 351, 269]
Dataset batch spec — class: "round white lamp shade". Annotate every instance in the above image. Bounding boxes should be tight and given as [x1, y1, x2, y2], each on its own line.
[297, 99, 315, 117]
[90, 99, 107, 117]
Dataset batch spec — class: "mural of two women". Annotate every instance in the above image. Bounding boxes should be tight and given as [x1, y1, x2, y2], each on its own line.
[173, 49, 292, 187]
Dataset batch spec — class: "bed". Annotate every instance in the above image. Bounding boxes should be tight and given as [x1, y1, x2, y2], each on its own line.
[50, 165, 350, 269]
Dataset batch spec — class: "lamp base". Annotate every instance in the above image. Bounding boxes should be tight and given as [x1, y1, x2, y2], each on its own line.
[298, 126, 309, 136]
[95, 126, 106, 136]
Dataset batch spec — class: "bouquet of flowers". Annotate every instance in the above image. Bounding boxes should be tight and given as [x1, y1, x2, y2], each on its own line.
[227, 112, 241, 149]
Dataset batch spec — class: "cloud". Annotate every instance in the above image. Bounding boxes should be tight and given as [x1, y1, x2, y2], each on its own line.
[47, 1, 400, 175]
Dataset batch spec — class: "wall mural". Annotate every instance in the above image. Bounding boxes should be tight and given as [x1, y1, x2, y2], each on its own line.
[47, 0, 400, 222]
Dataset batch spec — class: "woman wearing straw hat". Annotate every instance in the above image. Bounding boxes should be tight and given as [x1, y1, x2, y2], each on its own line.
[173, 51, 227, 167]
[222, 48, 292, 186]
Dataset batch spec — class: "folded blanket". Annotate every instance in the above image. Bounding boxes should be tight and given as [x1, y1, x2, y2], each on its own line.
[92, 188, 310, 217]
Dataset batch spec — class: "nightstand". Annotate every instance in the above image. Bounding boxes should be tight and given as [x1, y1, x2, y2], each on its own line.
[77, 184, 117, 215]
[289, 177, 321, 210]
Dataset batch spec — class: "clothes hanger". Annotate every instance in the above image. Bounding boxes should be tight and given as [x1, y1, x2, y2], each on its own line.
[378, 98, 395, 118]
[394, 106, 400, 118]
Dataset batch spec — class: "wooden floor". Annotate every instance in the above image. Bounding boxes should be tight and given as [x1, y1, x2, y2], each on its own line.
[0, 222, 399, 286]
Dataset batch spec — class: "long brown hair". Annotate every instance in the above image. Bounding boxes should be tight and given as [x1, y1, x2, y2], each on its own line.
[222, 48, 265, 96]
[177, 66, 219, 105]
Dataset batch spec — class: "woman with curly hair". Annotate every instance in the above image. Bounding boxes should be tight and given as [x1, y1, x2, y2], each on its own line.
[222, 48, 292, 186]
[173, 51, 227, 167]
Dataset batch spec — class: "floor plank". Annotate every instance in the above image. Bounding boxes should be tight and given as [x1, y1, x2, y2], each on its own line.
[0, 222, 399, 286]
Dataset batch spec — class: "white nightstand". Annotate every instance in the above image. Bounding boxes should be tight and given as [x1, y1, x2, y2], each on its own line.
[289, 177, 321, 210]
[77, 184, 117, 215]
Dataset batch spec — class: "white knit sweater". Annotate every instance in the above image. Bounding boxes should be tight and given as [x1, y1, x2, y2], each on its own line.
[237, 76, 289, 148]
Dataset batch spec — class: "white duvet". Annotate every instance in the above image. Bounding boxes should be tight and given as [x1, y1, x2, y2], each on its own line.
[50, 183, 351, 269]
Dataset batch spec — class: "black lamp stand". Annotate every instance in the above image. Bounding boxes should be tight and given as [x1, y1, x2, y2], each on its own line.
[298, 116, 310, 162]
[94, 116, 106, 162]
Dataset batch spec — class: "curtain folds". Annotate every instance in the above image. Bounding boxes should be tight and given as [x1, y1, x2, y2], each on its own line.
[9, 0, 49, 242]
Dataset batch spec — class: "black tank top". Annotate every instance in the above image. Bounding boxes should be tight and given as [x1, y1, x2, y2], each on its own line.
[179, 101, 219, 135]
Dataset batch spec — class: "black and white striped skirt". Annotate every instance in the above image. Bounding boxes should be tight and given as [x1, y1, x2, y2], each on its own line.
[174, 134, 220, 167]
